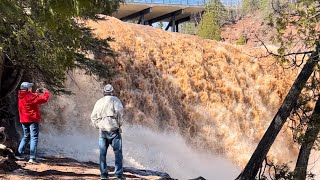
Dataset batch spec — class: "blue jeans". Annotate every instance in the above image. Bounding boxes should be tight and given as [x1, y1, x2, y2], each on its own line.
[99, 130, 123, 178]
[18, 122, 39, 159]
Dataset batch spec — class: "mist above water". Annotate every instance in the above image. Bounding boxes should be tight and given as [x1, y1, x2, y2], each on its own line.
[40, 125, 239, 179]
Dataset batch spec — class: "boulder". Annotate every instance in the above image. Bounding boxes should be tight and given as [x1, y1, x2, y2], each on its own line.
[0, 144, 19, 172]
[0, 127, 6, 144]
[0, 156, 19, 173]
[0, 144, 15, 159]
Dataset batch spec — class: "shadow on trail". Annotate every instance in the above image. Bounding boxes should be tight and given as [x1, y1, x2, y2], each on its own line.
[20, 168, 98, 177]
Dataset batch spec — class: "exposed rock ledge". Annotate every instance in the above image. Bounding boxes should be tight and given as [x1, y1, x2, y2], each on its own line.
[0, 155, 176, 180]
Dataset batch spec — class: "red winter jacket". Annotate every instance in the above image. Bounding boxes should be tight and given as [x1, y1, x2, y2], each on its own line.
[18, 90, 50, 123]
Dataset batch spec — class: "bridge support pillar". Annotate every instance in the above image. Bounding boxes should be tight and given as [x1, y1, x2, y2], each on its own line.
[147, 9, 183, 30]
[137, 14, 145, 25]
[120, 8, 152, 24]
[165, 16, 191, 32]
[172, 16, 176, 32]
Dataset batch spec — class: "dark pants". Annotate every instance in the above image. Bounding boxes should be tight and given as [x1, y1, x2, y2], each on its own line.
[99, 129, 123, 179]
[18, 122, 39, 159]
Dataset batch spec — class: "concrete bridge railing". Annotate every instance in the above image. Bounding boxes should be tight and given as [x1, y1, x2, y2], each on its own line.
[125, 0, 206, 6]
[125, 0, 240, 6]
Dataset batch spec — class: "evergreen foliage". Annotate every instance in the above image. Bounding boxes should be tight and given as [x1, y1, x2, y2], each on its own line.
[196, 0, 226, 40]
[273, 1, 320, 179]
[241, 0, 272, 18]
[236, 34, 247, 45]
[0, 0, 122, 94]
[180, 22, 196, 35]
[241, 0, 259, 13]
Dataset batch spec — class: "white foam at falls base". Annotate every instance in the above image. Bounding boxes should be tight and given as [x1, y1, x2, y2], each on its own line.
[39, 125, 240, 179]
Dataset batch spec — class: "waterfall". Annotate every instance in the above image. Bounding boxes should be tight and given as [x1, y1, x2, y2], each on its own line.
[37, 16, 320, 179]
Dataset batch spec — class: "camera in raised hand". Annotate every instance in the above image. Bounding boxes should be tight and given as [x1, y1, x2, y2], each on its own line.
[36, 88, 43, 94]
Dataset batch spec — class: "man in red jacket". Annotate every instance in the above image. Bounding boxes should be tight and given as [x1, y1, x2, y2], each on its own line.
[16, 82, 50, 163]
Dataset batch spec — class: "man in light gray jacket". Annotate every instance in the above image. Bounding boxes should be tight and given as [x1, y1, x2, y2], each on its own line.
[91, 84, 124, 180]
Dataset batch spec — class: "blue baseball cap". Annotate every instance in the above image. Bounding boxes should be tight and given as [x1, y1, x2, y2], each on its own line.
[20, 82, 34, 90]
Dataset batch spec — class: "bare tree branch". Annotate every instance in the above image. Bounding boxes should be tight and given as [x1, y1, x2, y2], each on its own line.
[255, 34, 314, 58]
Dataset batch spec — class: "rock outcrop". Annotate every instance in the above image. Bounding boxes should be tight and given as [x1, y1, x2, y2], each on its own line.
[1, 155, 174, 180]
[0, 127, 20, 173]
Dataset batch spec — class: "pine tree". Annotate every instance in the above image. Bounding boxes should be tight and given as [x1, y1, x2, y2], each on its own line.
[196, 0, 226, 40]
[0, 0, 122, 148]
[180, 22, 196, 35]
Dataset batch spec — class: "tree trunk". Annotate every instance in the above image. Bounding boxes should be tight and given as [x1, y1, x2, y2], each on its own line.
[236, 45, 320, 180]
[3, 92, 20, 150]
[0, 52, 4, 96]
[0, 52, 21, 150]
[1, 69, 24, 99]
[293, 97, 320, 180]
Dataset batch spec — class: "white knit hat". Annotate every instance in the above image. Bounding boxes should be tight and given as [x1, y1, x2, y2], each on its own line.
[104, 84, 113, 93]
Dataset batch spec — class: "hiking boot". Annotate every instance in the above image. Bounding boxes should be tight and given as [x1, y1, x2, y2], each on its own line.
[100, 175, 108, 180]
[115, 175, 125, 180]
[15, 155, 25, 161]
[28, 159, 39, 164]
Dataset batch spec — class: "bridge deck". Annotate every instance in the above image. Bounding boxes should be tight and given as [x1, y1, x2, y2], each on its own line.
[113, 3, 204, 22]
